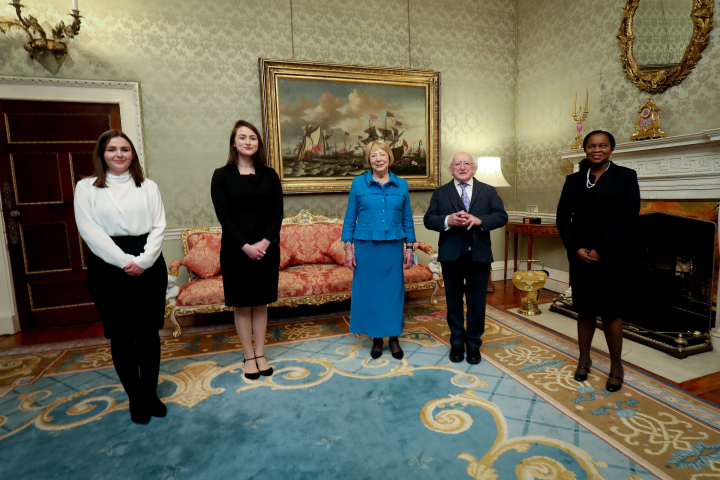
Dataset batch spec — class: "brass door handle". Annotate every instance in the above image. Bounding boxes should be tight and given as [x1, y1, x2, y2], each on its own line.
[10, 210, 20, 217]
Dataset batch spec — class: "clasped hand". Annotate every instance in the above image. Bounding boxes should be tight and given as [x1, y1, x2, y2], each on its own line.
[448, 211, 482, 230]
[124, 260, 145, 276]
[243, 239, 271, 260]
[575, 248, 601, 264]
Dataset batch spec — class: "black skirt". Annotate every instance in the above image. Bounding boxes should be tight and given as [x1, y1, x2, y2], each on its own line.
[87, 234, 167, 339]
[569, 255, 630, 321]
[220, 240, 280, 307]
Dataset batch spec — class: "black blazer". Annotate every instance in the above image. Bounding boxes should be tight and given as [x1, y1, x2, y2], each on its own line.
[556, 161, 640, 261]
[423, 179, 508, 263]
[210, 164, 283, 249]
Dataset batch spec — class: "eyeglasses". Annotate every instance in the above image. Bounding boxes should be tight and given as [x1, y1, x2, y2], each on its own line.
[452, 162, 473, 168]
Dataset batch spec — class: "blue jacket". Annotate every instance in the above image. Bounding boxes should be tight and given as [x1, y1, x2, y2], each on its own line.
[341, 171, 416, 243]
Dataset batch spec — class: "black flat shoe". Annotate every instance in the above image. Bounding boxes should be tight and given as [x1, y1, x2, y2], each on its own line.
[255, 355, 274, 376]
[388, 336, 403, 360]
[244, 357, 260, 380]
[449, 345, 464, 363]
[371, 338, 384, 359]
[466, 347, 481, 365]
[606, 374, 624, 392]
[147, 397, 167, 418]
[574, 365, 592, 382]
[129, 401, 150, 425]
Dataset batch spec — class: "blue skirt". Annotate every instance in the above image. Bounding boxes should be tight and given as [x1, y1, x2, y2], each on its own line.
[350, 240, 405, 337]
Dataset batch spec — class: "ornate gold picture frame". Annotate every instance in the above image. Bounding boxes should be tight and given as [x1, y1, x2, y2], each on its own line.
[259, 59, 440, 194]
[618, 0, 714, 95]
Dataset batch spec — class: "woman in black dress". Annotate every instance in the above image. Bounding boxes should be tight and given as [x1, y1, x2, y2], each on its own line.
[557, 130, 640, 392]
[211, 120, 283, 380]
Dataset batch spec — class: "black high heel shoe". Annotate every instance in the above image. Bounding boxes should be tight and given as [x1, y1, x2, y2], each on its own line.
[574, 365, 592, 382]
[388, 336, 403, 360]
[244, 357, 260, 380]
[606, 374, 624, 392]
[255, 355, 273, 376]
[129, 401, 150, 425]
[371, 338, 384, 359]
[147, 396, 167, 418]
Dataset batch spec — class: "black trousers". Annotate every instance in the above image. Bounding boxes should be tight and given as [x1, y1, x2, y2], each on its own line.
[110, 331, 161, 402]
[441, 251, 491, 349]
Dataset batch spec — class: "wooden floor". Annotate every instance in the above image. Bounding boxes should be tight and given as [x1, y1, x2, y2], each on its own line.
[2, 279, 720, 407]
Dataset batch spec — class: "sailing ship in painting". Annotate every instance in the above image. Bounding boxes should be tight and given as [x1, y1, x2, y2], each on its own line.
[282, 111, 427, 178]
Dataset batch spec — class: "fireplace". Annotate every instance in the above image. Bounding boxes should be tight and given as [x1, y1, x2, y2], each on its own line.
[622, 212, 717, 356]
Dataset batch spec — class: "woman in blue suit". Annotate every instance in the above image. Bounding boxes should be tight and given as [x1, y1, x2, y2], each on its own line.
[342, 140, 416, 360]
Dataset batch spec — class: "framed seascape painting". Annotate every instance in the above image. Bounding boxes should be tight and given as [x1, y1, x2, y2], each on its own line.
[259, 59, 440, 194]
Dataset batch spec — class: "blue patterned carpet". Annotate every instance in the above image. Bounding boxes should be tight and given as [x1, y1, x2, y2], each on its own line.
[0, 331, 657, 479]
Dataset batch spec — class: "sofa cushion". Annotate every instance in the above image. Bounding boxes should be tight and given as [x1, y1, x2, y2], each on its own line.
[403, 264, 434, 284]
[176, 276, 225, 306]
[278, 266, 353, 298]
[280, 223, 342, 266]
[326, 239, 346, 266]
[181, 239, 221, 278]
[279, 245, 295, 270]
[187, 232, 222, 252]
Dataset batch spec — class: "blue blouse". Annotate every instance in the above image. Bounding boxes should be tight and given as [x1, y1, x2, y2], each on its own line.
[341, 171, 416, 243]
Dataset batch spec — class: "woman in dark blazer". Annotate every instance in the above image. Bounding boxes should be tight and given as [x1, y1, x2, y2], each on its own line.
[557, 130, 640, 392]
[211, 120, 283, 380]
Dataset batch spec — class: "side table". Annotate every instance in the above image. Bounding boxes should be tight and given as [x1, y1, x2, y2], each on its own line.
[504, 222, 560, 279]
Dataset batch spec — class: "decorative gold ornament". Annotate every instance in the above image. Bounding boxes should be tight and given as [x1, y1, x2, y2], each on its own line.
[631, 96, 666, 141]
[512, 260, 548, 316]
[0, 1, 83, 75]
[570, 88, 589, 150]
[618, 0, 714, 95]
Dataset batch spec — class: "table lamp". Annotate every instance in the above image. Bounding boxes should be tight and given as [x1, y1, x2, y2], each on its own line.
[475, 157, 511, 293]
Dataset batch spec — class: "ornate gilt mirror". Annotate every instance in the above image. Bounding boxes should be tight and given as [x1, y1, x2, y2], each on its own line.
[618, 0, 714, 94]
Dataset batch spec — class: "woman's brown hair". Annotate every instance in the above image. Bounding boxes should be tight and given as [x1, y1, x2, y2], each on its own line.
[227, 120, 267, 166]
[90, 130, 144, 188]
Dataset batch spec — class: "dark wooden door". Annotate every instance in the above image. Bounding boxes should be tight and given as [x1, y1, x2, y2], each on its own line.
[0, 100, 121, 329]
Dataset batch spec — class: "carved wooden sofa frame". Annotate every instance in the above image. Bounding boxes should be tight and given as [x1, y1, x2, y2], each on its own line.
[164, 210, 442, 338]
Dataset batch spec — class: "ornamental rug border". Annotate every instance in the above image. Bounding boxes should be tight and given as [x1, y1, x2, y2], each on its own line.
[485, 304, 720, 430]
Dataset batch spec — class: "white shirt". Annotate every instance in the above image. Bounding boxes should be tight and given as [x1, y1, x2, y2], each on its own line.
[74, 172, 166, 270]
[444, 178, 474, 231]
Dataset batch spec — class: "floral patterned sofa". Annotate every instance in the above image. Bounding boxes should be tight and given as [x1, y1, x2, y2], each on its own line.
[164, 210, 442, 337]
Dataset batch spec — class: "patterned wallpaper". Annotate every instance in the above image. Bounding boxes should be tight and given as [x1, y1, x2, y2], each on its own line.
[515, 0, 720, 215]
[0, 0, 518, 227]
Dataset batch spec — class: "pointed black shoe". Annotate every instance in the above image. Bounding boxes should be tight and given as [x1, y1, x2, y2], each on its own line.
[255, 355, 274, 376]
[606, 374, 624, 392]
[466, 347, 481, 365]
[129, 401, 150, 425]
[388, 336, 403, 360]
[243, 357, 261, 380]
[147, 397, 167, 418]
[449, 345, 464, 363]
[574, 365, 592, 382]
[370, 338, 384, 359]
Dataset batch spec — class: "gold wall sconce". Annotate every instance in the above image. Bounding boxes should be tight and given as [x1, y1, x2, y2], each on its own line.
[1, 0, 82, 75]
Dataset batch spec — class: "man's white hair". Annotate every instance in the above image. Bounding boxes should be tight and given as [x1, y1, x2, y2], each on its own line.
[447, 152, 477, 174]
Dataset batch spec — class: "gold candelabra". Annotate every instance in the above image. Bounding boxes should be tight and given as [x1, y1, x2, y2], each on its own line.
[0, 0, 82, 75]
[570, 88, 589, 150]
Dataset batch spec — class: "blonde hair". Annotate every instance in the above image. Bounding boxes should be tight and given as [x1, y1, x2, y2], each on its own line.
[364, 140, 394, 167]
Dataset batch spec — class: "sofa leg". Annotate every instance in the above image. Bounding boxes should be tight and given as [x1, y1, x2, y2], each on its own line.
[430, 281, 439, 305]
[170, 309, 182, 338]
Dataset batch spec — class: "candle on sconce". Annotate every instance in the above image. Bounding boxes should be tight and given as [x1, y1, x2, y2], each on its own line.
[585, 88, 588, 111]
[72, 0, 78, 11]
[573, 91, 577, 113]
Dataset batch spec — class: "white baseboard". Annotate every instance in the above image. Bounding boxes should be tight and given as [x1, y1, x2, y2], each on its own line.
[491, 261, 568, 293]
[0, 315, 18, 335]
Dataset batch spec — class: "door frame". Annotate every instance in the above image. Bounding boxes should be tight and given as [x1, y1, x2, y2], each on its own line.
[0, 76, 146, 334]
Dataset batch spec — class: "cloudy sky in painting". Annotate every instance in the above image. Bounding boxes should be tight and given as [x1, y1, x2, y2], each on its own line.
[277, 78, 427, 152]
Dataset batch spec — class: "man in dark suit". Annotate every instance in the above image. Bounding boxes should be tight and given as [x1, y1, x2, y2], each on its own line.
[423, 152, 508, 364]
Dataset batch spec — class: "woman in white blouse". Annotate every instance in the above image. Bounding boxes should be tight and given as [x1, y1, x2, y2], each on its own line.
[74, 130, 167, 425]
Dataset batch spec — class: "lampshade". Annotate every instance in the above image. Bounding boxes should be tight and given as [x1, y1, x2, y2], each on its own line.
[475, 157, 510, 187]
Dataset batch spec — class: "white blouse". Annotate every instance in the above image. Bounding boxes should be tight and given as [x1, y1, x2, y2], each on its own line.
[74, 172, 166, 270]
